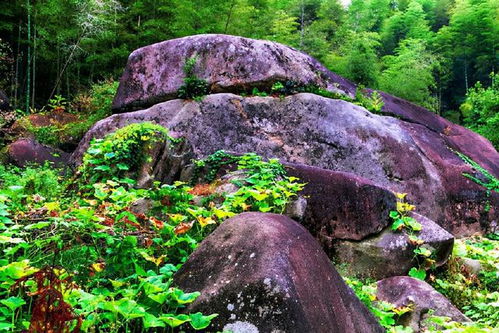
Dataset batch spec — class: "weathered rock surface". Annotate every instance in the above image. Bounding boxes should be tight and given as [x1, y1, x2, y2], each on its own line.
[334, 213, 454, 279]
[8, 138, 69, 167]
[284, 163, 396, 244]
[133, 135, 193, 188]
[112, 34, 356, 112]
[376, 90, 498, 177]
[72, 93, 498, 235]
[173, 212, 384, 333]
[377, 276, 469, 332]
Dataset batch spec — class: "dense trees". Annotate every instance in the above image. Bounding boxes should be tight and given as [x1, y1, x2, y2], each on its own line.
[0, 0, 497, 141]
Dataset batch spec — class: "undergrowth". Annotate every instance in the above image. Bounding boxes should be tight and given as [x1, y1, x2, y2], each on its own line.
[15, 80, 118, 149]
[0, 123, 304, 331]
[341, 195, 499, 332]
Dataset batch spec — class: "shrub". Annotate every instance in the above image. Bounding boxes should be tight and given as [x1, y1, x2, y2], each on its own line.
[79, 122, 172, 184]
[177, 57, 209, 100]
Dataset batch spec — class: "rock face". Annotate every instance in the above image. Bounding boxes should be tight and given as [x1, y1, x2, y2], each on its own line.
[8, 138, 69, 167]
[284, 163, 396, 244]
[173, 212, 384, 333]
[334, 213, 454, 279]
[377, 276, 469, 332]
[112, 34, 356, 112]
[377, 90, 498, 177]
[72, 93, 498, 235]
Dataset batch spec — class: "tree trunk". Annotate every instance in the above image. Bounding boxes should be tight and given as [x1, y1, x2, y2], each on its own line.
[25, 0, 31, 114]
[224, 0, 237, 34]
[32, 24, 36, 108]
[300, 0, 305, 48]
[14, 20, 21, 109]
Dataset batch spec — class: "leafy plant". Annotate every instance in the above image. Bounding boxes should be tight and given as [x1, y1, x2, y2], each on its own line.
[0, 133, 305, 331]
[389, 193, 435, 279]
[453, 150, 498, 212]
[47, 94, 68, 112]
[343, 277, 412, 331]
[461, 72, 499, 149]
[431, 235, 499, 328]
[177, 57, 209, 100]
[453, 150, 498, 193]
[78, 122, 172, 185]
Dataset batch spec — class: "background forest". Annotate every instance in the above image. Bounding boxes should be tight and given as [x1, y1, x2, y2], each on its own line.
[0, 0, 498, 146]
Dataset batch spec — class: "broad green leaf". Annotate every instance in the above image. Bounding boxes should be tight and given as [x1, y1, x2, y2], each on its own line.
[408, 267, 426, 281]
[389, 211, 400, 219]
[391, 219, 404, 231]
[189, 312, 218, 330]
[1, 296, 26, 311]
[0, 322, 13, 331]
[160, 314, 190, 328]
[94, 165, 111, 172]
[25, 221, 51, 230]
[0, 235, 25, 244]
[143, 313, 166, 328]
[148, 292, 168, 304]
[172, 289, 200, 304]
[0, 260, 38, 279]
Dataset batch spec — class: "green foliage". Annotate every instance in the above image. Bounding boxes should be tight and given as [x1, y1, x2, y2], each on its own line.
[248, 80, 385, 114]
[431, 235, 499, 328]
[379, 39, 439, 111]
[193, 151, 305, 214]
[454, 150, 498, 194]
[453, 149, 498, 212]
[461, 73, 499, 148]
[19, 80, 118, 148]
[389, 193, 436, 278]
[0, 162, 65, 211]
[47, 94, 68, 112]
[79, 122, 172, 184]
[355, 88, 385, 113]
[0, 128, 305, 331]
[177, 57, 209, 100]
[343, 277, 412, 331]
[328, 32, 381, 87]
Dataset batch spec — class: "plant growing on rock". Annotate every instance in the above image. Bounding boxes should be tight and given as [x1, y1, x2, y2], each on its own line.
[389, 193, 435, 280]
[78, 122, 173, 185]
[177, 57, 209, 100]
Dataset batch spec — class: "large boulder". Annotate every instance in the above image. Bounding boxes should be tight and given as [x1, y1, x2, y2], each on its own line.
[72, 93, 498, 235]
[112, 34, 356, 112]
[284, 163, 396, 244]
[8, 138, 69, 167]
[377, 276, 469, 332]
[334, 213, 454, 279]
[173, 212, 384, 333]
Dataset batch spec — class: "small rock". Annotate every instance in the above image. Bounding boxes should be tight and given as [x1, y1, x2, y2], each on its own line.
[377, 276, 470, 332]
[284, 195, 307, 221]
[334, 213, 454, 279]
[461, 258, 482, 275]
[8, 138, 69, 168]
[130, 198, 153, 215]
